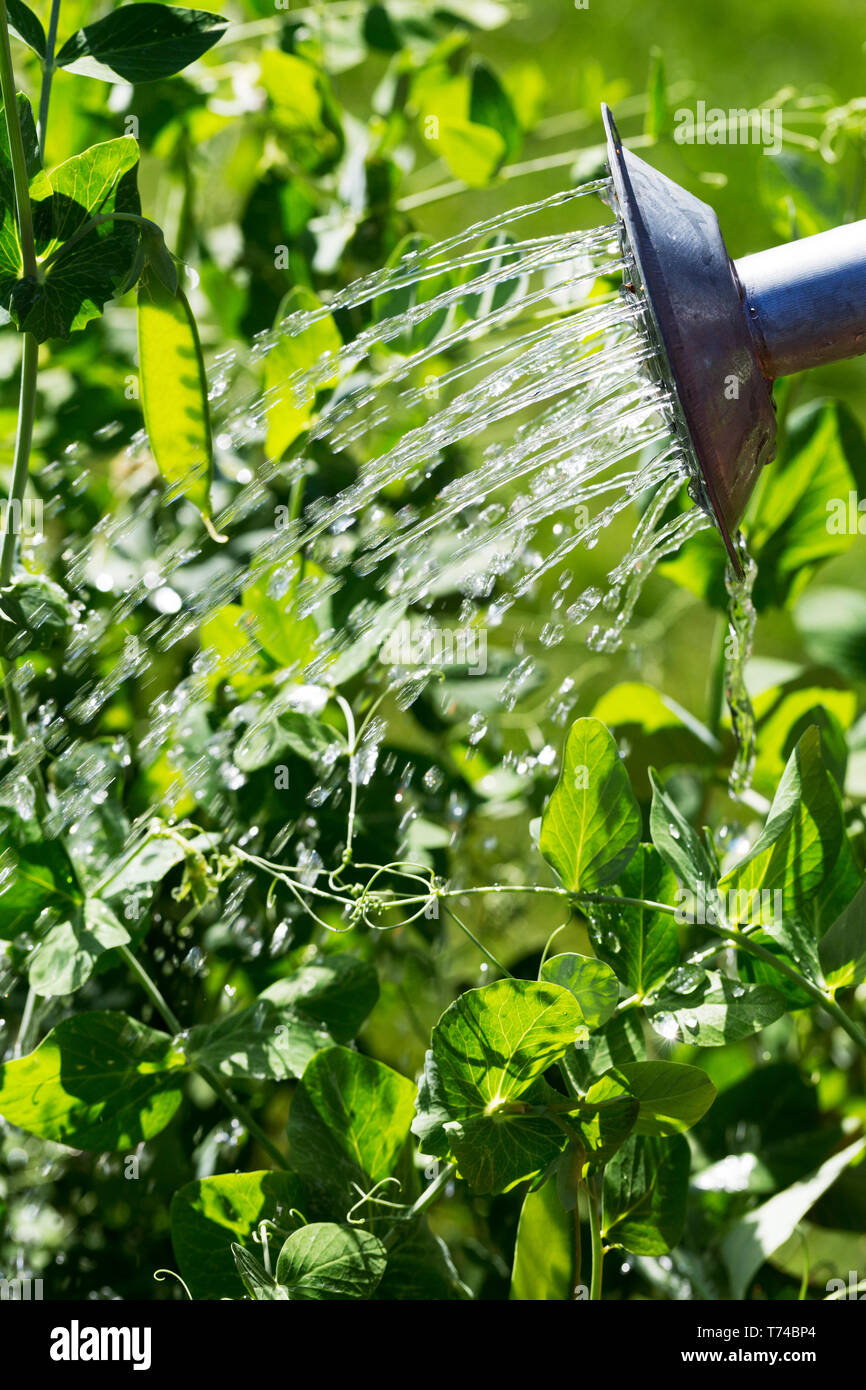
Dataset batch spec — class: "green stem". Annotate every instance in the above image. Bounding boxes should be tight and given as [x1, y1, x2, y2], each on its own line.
[193, 1063, 289, 1172]
[287, 471, 305, 524]
[711, 923, 866, 1056]
[334, 694, 358, 872]
[706, 611, 727, 740]
[0, 4, 44, 797]
[119, 942, 183, 1030]
[572, 1202, 582, 1299]
[13, 982, 36, 1056]
[0, 0, 36, 277]
[606, 909, 866, 1059]
[118, 945, 289, 1171]
[443, 902, 514, 978]
[587, 1177, 604, 1301]
[407, 1161, 455, 1220]
[0, 331, 38, 586]
[37, 0, 61, 159]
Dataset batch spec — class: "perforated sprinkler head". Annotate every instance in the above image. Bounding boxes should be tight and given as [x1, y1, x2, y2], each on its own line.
[601, 103, 866, 578]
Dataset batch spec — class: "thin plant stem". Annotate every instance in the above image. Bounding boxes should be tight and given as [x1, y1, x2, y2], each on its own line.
[408, 1161, 455, 1220]
[37, 0, 62, 158]
[587, 1177, 604, 1301]
[710, 922, 866, 1056]
[573, 1202, 582, 1300]
[443, 902, 513, 979]
[706, 611, 728, 739]
[334, 694, 358, 870]
[118, 944, 289, 1171]
[236, 846, 866, 1058]
[0, 331, 39, 585]
[119, 943, 182, 1030]
[193, 1063, 289, 1172]
[13, 983, 36, 1056]
[0, 16, 47, 807]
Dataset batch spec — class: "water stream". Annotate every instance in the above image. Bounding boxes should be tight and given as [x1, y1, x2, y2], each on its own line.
[8, 174, 759, 850]
[724, 542, 759, 795]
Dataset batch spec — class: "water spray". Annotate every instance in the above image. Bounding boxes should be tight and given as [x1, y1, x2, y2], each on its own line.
[602, 104, 866, 577]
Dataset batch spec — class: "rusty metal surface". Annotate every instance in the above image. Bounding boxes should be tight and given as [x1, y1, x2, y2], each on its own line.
[602, 104, 777, 577]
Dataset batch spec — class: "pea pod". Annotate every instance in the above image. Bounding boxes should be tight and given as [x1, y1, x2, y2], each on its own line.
[137, 263, 225, 540]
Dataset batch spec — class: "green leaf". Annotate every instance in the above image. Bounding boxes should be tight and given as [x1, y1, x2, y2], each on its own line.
[324, 597, 405, 686]
[186, 1001, 330, 1083]
[56, 4, 228, 83]
[662, 405, 866, 612]
[592, 683, 717, 797]
[502, 61, 547, 130]
[186, 954, 378, 1081]
[510, 1178, 574, 1300]
[539, 952, 619, 1031]
[436, 121, 506, 187]
[819, 881, 866, 993]
[603, 1135, 690, 1256]
[241, 557, 325, 670]
[721, 1137, 866, 1299]
[747, 401, 866, 610]
[7, 0, 45, 58]
[0, 1012, 186, 1149]
[412, 978, 585, 1193]
[288, 1046, 416, 1206]
[771, 1221, 866, 1293]
[101, 834, 188, 902]
[138, 265, 216, 526]
[262, 954, 380, 1045]
[539, 717, 641, 893]
[232, 1244, 284, 1300]
[719, 727, 845, 926]
[375, 1225, 471, 1301]
[590, 844, 680, 997]
[363, 2, 402, 52]
[572, 1073, 639, 1169]
[264, 287, 342, 459]
[28, 898, 129, 997]
[605, 1061, 716, 1137]
[648, 972, 787, 1047]
[749, 674, 855, 798]
[234, 705, 344, 774]
[0, 836, 81, 940]
[649, 769, 716, 896]
[468, 58, 521, 161]
[259, 50, 344, 176]
[0, 571, 72, 656]
[275, 1223, 386, 1300]
[8, 135, 142, 341]
[564, 1011, 647, 1091]
[171, 1170, 308, 1301]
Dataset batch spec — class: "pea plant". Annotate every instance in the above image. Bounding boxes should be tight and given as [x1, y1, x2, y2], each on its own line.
[1, 1, 866, 1305]
[3, 690, 865, 1298]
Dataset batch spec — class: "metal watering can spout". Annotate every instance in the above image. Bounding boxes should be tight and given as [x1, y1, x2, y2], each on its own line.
[601, 103, 866, 577]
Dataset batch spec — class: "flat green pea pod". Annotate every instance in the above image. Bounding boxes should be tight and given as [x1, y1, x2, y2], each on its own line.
[137, 262, 226, 541]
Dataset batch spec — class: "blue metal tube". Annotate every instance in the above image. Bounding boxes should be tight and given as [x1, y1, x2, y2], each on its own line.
[735, 221, 866, 379]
